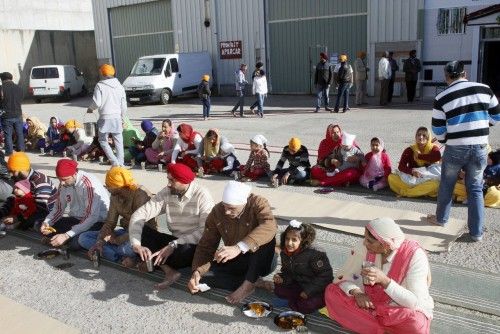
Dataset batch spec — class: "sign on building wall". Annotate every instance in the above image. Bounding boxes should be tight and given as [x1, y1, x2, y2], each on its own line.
[220, 40, 242, 59]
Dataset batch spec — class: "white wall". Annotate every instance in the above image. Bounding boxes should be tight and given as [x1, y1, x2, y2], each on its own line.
[0, 0, 93, 31]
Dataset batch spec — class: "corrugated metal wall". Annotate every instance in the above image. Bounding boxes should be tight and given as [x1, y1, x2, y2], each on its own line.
[268, 0, 368, 94]
[109, 0, 174, 81]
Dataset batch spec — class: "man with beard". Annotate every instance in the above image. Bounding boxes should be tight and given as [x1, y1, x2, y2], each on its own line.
[128, 163, 214, 289]
[1, 152, 57, 230]
[40, 159, 109, 248]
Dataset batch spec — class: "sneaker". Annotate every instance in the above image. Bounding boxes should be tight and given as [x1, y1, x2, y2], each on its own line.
[259, 112, 264, 118]
[250, 108, 256, 114]
[231, 111, 237, 117]
[426, 214, 445, 227]
[470, 235, 483, 242]
[314, 108, 320, 113]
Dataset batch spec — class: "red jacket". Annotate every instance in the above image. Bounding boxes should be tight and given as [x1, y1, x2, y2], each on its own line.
[10, 192, 37, 220]
[397, 146, 441, 175]
[363, 151, 392, 177]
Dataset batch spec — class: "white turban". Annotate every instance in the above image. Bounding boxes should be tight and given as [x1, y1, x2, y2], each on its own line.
[222, 180, 251, 205]
[342, 132, 356, 147]
[251, 134, 268, 146]
[366, 217, 405, 250]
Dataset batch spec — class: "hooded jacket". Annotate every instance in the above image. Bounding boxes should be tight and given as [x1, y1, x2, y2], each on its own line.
[90, 78, 127, 121]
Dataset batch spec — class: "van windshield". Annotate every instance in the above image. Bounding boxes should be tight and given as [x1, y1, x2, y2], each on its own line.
[31, 67, 59, 79]
[130, 58, 166, 76]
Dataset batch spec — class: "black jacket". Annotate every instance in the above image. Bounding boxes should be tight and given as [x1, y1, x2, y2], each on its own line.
[279, 245, 333, 297]
[197, 80, 211, 99]
[314, 61, 333, 88]
[0, 81, 23, 118]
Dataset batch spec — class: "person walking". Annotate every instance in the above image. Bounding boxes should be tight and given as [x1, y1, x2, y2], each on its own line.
[403, 50, 422, 103]
[87, 64, 127, 166]
[231, 64, 248, 118]
[378, 52, 391, 106]
[333, 54, 353, 113]
[197, 75, 211, 120]
[314, 52, 333, 112]
[251, 68, 268, 118]
[354, 51, 368, 106]
[387, 51, 399, 103]
[0, 72, 25, 156]
[428, 61, 500, 241]
[249, 62, 264, 113]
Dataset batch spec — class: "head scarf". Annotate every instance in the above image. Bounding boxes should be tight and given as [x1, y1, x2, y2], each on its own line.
[318, 124, 343, 161]
[26, 116, 47, 139]
[222, 180, 251, 205]
[65, 119, 82, 130]
[178, 123, 198, 144]
[251, 134, 267, 146]
[141, 120, 154, 133]
[122, 117, 144, 147]
[203, 129, 221, 159]
[100, 64, 115, 77]
[168, 163, 195, 184]
[14, 179, 31, 194]
[7, 152, 31, 172]
[410, 128, 434, 167]
[288, 137, 301, 152]
[105, 166, 138, 190]
[55, 159, 78, 178]
[341, 132, 356, 147]
[220, 142, 235, 156]
[366, 217, 405, 250]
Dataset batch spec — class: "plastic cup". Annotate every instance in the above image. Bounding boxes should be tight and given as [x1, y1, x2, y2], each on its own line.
[40, 147, 45, 154]
[141, 162, 146, 170]
[62, 151, 67, 157]
[72, 154, 78, 161]
[158, 164, 163, 172]
[99, 156, 104, 163]
[362, 261, 375, 285]
[49, 150, 54, 156]
[146, 259, 153, 272]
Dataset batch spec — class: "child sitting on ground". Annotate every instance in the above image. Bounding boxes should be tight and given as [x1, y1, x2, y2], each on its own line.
[324, 132, 364, 177]
[45, 116, 66, 154]
[359, 137, 392, 191]
[219, 142, 241, 179]
[239, 134, 270, 182]
[273, 220, 333, 314]
[0, 179, 37, 230]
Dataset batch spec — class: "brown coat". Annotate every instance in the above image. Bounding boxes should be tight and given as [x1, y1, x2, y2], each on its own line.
[98, 186, 158, 244]
[192, 194, 277, 275]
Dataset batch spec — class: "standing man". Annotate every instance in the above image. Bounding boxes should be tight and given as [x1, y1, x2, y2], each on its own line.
[387, 51, 399, 103]
[40, 159, 110, 248]
[378, 51, 391, 106]
[333, 54, 353, 113]
[188, 181, 278, 304]
[129, 163, 214, 289]
[314, 52, 333, 112]
[403, 50, 422, 103]
[354, 51, 368, 106]
[231, 64, 248, 118]
[87, 64, 127, 166]
[428, 61, 499, 241]
[0, 72, 25, 156]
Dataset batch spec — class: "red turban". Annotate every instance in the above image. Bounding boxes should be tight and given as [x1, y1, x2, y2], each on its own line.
[56, 159, 78, 178]
[167, 163, 195, 184]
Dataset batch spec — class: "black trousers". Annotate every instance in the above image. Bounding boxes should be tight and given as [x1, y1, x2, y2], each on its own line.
[48, 217, 103, 249]
[141, 225, 196, 270]
[200, 238, 277, 291]
[406, 80, 417, 102]
[388, 78, 395, 102]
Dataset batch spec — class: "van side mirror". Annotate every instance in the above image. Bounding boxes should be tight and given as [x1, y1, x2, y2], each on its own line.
[165, 69, 172, 77]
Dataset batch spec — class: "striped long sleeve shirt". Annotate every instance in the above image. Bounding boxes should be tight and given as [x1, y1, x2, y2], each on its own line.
[28, 169, 57, 214]
[273, 145, 311, 174]
[128, 181, 214, 247]
[432, 79, 500, 145]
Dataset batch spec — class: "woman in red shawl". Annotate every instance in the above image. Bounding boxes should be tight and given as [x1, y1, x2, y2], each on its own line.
[310, 124, 362, 187]
[171, 123, 204, 176]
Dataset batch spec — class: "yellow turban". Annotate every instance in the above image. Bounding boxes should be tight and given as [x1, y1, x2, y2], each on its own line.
[288, 137, 301, 152]
[65, 119, 82, 130]
[202, 74, 210, 81]
[339, 54, 348, 62]
[100, 64, 115, 77]
[105, 166, 138, 190]
[7, 152, 31, 172]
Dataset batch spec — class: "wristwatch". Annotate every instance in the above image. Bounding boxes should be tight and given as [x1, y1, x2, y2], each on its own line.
[168, 240, 178, 249]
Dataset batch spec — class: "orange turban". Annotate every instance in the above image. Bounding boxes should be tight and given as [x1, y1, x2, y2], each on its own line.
[288, 137, 301, 152]
[339, 54, 348, 62]
[105, 166, 138, 190]
[7, 152, 31, 172]
[202, 74, 210, 81]
[100, 64, 115, 77]
[65, 119, 82, 130]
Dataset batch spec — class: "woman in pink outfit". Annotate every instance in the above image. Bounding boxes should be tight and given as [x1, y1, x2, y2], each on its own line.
[145, 119, 177, 165]
[324, 217, 433, 334]
[359, 137, 392, 191]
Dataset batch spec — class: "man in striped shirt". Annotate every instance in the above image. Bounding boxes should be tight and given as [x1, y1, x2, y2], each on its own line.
[429, 61, 500, 241]
[40, 159, 110, 248]
[129, 163, 214, 289]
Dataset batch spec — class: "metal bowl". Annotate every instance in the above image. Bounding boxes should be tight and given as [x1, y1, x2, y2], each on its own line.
[241, 301, 273, 318]
[274, 311, 307, 330]
[37, 248, 62, 260]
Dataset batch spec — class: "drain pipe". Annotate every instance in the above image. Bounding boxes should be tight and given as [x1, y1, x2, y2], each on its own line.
[214, 0, 222, 95]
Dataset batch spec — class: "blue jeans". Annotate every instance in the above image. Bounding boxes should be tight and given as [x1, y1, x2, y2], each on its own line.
[129, 146, 146, 162]
[315, 86, 330, 109]
[436, 145, 487, 238]
[78, 228, 136, 263]
[256, 93, 265, 115]
[202, 97, 211, 118]
[334, 83, 350, 110]
[2, 116, 25, 155]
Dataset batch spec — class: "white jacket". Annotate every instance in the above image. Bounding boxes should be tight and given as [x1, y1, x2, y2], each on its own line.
[44, 171, 110, 238]
[90, 78, 127, 121]
[252, 75, 268, 95]
[378, 57, 391, 80]
[67, 128, 93, 153]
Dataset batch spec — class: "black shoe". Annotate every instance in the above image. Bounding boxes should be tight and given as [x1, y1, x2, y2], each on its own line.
[314, 108, 319, 113]
[333, 108, 339, 113]
[231, 111, 237, 117]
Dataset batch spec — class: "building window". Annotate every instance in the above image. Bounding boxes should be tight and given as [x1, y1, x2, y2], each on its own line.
[437, 7, 467, 35]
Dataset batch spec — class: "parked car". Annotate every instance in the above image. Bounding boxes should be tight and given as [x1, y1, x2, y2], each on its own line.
[123, 52, 212, 105]
[29, 65, 87, 103]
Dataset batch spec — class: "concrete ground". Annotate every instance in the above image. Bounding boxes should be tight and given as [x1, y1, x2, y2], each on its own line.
[1, 94, 498, 333]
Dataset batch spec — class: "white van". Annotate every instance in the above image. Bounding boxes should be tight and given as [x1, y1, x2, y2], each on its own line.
[29, 65, 86, 103]
[123, 52, 212, 105]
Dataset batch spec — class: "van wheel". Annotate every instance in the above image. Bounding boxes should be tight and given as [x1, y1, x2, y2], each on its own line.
[35, 98, 42, 104]
[160, 89, 171, 105]
[80, 86, 88, 97]
[64, 89, 71, 101]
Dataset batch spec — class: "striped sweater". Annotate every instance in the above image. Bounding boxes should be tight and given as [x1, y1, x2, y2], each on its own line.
[44, 171, 110, 238]
[128, 181, 214, 247]
[28, 169, 57, 214]
[432, 79, 500, 145]
[273, 145, 311, 174]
